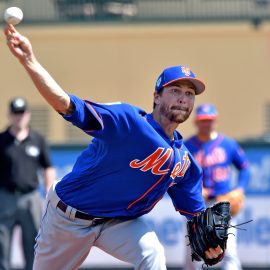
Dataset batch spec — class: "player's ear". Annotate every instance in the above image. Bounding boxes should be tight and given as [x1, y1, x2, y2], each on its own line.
[153, 91, 161, 106]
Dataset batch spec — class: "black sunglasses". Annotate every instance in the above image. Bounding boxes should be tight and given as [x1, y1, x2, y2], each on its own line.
[11, 110, 26, 115]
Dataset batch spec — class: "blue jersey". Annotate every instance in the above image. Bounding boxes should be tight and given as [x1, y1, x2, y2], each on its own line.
[55, 94, 205, 219]
[185, 134, 250, 197]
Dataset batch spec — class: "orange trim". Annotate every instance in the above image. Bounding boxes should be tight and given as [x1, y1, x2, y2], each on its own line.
[177, 208, 203, 216]
[143, 197, 163, 212]
[127, 151, 174, 210]
[84, 101, 104, 130]
[127, 174, 166, 210]
[83, 129, 95, 133]
[162, 77, 205, 94]
[195, 115, 217, 121]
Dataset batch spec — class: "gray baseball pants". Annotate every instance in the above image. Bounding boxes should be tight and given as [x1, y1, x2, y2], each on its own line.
[0, 189, 42, 270]
[33, 186, 167, 270]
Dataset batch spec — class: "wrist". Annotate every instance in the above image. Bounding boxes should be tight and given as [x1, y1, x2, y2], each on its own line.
[20, 53, 37, 67]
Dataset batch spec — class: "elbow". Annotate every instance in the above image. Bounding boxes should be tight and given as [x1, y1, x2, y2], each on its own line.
[53, 97, 74, 115]
[54, 104, 70, 115]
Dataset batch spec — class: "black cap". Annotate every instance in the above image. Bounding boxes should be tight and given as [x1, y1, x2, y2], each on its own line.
[9, 97, 28, 113]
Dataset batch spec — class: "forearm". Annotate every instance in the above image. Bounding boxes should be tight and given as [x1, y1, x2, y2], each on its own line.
[22, 57, 72, 114]
[4, 24, 74, 114]
[237, 167, 250, 190]
[43, 167, 56, 193]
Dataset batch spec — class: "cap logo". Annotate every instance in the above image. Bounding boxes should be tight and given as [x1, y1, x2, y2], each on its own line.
[202, 106, 210, 113]
[181, 66, 191, 76]
[14, 98, 25, 108]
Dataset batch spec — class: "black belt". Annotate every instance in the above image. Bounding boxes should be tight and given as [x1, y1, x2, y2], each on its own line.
[57, 200, 111, 225]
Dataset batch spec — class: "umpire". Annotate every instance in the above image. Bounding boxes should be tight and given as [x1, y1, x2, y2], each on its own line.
[0, 97, 55, 270]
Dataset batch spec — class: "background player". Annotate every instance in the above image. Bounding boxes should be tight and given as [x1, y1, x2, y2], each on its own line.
[184, 103, 250, 270]
[4, 24, 224, 270]
[0, 97, 55, 270]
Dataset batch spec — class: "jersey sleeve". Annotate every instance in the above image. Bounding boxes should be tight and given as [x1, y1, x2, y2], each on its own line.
[231, 139, 250, 190]
[167, 151, 205, 220]
[61, 94, 141, 140]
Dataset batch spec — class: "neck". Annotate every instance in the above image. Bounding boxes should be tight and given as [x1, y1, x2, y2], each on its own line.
[9, 126, 29, 141]
[197, 131, 218, 142]
[152, 110, 179, 140]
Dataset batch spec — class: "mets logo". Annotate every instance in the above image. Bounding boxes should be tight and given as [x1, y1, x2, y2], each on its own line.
[181, 66, 191, 76]
[195, 147, 226, 167]
[129, 147, 191, 179]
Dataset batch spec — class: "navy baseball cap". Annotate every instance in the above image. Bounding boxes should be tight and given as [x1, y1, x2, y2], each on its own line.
[195, 104, 218, 120]
[9, 97, 28, 113]
[155, 65, 205, 95]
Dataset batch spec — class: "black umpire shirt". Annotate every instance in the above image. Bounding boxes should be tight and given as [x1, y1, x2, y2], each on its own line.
[0, 128, 52, 194]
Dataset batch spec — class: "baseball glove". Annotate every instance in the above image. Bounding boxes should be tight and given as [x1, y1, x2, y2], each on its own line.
[187, 201, 231, 266]
[216, 189, 244, 216]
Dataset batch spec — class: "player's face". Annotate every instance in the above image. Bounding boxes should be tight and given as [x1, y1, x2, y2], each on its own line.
[9, 111, 31, 130]
[195, 119, 215, 135]
[155, 80, 196, 123]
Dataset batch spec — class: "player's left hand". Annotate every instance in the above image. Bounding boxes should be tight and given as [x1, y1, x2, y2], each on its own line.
[205, 246, 223, 259]
[187, 201, 231, 266]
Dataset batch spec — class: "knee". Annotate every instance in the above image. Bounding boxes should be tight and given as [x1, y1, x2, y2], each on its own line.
[137, 242, 166, 270]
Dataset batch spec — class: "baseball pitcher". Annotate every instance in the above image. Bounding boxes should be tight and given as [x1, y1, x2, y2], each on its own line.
[4, 24, 230, 270]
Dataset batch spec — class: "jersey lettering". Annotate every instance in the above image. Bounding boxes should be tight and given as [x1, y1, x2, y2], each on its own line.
[170, 151, 191, 179]
[212, 167, 230, 181]
[130, 148, 190, 179]
[195, 147, 226, 167]
[130, 147, 172, 175]
[193, 147, 230, 182]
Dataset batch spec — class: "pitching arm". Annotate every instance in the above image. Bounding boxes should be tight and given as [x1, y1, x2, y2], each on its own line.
[4, 24, 73, 115]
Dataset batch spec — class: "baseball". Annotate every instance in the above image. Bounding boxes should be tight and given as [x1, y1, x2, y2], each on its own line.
[4, 7, 23, 25]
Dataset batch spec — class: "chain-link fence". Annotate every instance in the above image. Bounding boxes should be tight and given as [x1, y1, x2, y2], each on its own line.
[1, 0, 270, 25]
